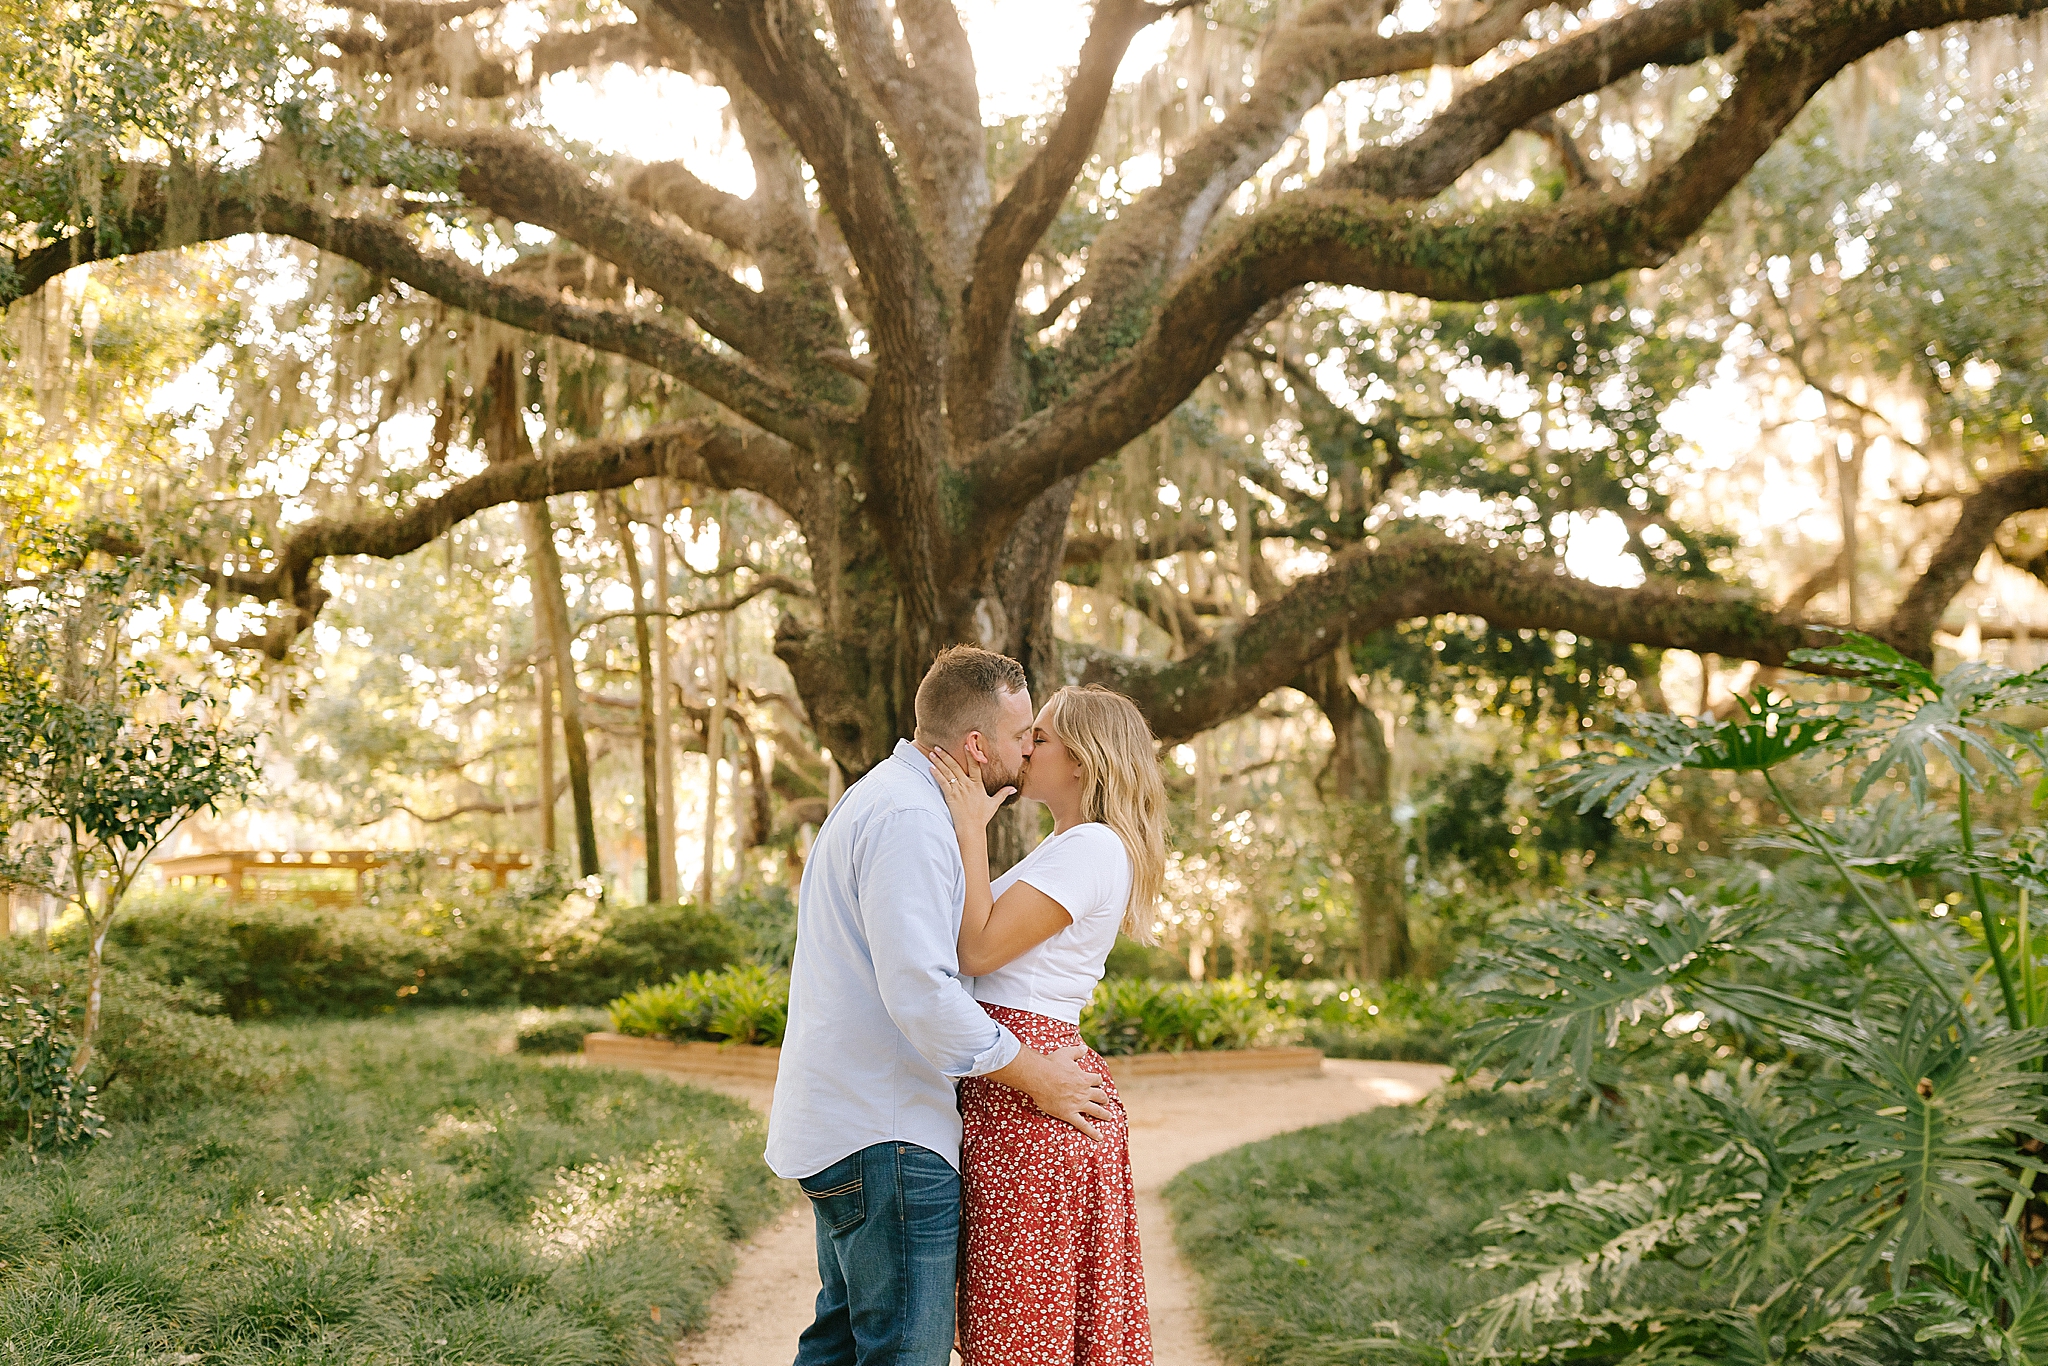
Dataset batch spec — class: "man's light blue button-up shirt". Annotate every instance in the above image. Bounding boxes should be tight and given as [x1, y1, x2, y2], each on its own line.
[764, 739, 1022, 1179]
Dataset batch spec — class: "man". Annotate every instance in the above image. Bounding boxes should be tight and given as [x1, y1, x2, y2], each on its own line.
[766, 645, 1113, 1365]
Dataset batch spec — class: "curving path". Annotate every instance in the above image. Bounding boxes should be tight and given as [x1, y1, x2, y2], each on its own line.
[651, 1058, 1450, 1366]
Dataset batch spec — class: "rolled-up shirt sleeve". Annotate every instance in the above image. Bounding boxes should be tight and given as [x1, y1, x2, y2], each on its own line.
[861, 809, 1021, 1078]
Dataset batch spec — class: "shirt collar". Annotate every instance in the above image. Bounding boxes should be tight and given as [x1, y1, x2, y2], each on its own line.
[892, 738, 941, 794]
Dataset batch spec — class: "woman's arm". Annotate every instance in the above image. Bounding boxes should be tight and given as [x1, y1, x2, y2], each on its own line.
[928, 747, 1073, 975]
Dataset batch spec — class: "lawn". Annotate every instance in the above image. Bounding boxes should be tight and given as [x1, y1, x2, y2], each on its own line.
[1165, 1088, 1633, 1366]
[0, 1010, 785, 1366]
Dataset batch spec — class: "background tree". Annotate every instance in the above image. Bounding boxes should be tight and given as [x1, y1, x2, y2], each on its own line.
[7, 0, 2048, 957]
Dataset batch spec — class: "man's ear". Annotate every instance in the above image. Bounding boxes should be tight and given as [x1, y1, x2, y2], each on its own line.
[962, 731, 989, 765]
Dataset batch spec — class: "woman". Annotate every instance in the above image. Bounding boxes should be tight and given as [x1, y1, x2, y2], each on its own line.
[928, 683, 1167, 1366]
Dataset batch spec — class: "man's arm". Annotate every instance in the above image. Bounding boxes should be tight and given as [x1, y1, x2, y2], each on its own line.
[863, 810, 1111, 1138]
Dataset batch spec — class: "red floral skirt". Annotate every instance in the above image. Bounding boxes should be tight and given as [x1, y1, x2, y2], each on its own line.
[958, 1003, 1152, 1365]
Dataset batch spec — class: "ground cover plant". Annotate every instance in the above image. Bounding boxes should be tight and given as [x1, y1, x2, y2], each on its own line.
[1168, 1088, 1637, 1366]
[0, 940, 278, 1127]
[0, 1010, 783, 1366]
[1169, 636, 2048, 1364]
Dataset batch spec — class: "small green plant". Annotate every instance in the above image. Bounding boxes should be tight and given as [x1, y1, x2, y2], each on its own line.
[514, 1006, 609, 1054]
[0, 547, 259, 1077]
[610, 965, 792, 1046]
[0, 983, 107, 1149]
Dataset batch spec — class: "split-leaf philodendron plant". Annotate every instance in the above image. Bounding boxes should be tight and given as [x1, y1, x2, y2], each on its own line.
[1445, 634, 2048, 1365]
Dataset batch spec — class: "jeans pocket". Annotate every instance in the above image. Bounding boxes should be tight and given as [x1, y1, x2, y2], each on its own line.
[799, 1158, 866, 1233]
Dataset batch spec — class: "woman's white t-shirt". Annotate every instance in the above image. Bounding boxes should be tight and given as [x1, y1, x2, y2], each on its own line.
[971, 822, 1132, 1025]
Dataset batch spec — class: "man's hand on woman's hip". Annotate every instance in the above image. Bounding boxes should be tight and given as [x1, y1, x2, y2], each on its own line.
[985, 1045, 1112, 1141]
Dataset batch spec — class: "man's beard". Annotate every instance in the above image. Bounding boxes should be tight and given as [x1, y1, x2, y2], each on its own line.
[983, 756, 1026, 799]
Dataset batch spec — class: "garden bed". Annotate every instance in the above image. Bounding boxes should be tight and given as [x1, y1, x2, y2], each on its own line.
[583, 1030, 1323, 1082]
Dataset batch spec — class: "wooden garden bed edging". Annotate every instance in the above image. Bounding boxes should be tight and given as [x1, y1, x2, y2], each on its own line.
[583, 1032, 1323, 1083]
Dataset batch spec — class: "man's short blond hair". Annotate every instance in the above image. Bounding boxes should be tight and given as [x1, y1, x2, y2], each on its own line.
[913, 645, 1028, 745]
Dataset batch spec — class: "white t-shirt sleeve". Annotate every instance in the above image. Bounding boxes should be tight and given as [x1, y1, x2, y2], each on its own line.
[1014, 824, 1129, 926]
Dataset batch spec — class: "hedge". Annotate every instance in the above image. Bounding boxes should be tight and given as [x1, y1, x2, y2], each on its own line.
[56, 890, 746, 1018]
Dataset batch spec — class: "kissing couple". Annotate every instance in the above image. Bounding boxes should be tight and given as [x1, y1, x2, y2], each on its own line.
[765, 645, 1167, 1365]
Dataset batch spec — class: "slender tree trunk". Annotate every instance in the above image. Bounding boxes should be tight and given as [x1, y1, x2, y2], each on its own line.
[1838, 432, 1864, 628]
[68, 850, 105, 1078]
[651, 483, 680, 902]
[700, 620, 726, 907]
[483, 348, 599, 880]
[613, 493, 665, 903]
[1302, 654, 1412, 981]
[522, 502, 601, 880]
[535, 653, 557, 857]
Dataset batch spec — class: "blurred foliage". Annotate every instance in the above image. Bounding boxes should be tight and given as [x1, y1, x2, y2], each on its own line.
[513, 1005, 610, 1055]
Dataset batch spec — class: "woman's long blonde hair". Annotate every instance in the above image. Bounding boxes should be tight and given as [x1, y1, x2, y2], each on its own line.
[1040, 685, 1166, 944]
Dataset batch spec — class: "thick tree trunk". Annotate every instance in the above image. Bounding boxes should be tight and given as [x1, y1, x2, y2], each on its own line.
[1302, 654, 1412, 981]
[613, 494, 665, 903]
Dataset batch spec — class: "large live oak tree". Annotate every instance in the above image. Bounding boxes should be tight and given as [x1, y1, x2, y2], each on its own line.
[11, 0, 2048, 790]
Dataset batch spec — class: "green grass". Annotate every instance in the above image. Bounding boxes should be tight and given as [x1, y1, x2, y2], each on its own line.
[1165, 1089, 1631, 1366]
[0, 1010, 786, 1365]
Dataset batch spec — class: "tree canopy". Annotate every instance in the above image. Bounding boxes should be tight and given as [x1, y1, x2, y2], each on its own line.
[10, 0, 2047, 771]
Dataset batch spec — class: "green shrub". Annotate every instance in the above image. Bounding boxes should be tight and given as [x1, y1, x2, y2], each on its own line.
[716, 885, 798, 968]
[514, 1006, 609, 1054]
[1261, 978, 1476, 1064]
[0, 941, 278, 1120]
[1081, 977, 1296, 1055]
[65, 890, 742, 1018]
[522, 900, 745, 1006]
[609, 966, 791, 1046]
[62, 891, 441, 1017]
[1102, 936, 1190, 980]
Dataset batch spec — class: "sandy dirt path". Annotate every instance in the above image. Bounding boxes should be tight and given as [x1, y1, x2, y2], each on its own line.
[657, 1059, 1449, 1366]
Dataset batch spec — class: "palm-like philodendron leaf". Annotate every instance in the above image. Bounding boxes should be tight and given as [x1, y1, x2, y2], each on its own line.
[1901, 1228, 2048, 1366]
[1790, 635, 2048, 802]
[1790, 633, 1939, 699]
[1463, 893, 1780, 1084]
[1737, 795, 1969, 881]
[1786, 999, 2048, 1290]
[1461, 1169, 1768, 1354]
[1546, 695, 1852, 819]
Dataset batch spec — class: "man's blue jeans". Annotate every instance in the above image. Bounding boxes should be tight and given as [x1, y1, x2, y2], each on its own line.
[792, 1141, 960, 1365]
